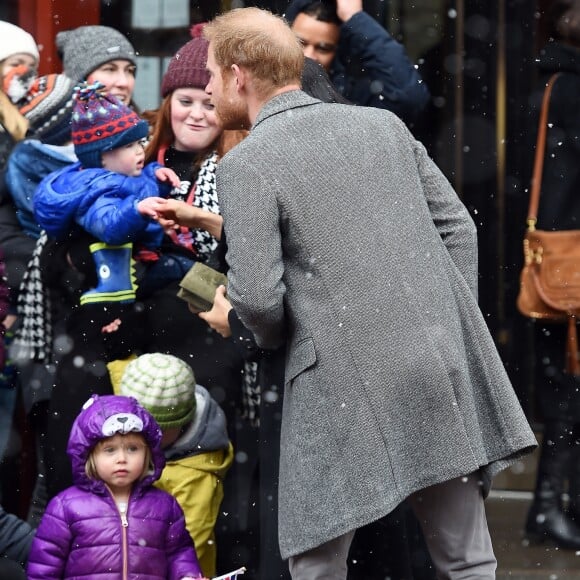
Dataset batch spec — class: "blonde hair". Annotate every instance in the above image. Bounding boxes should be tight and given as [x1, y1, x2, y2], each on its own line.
[85, 433, 154, 482]
[204, 7, 304, 98]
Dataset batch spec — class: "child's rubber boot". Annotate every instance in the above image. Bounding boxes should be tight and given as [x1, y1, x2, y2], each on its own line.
[80, 242, 138, 305]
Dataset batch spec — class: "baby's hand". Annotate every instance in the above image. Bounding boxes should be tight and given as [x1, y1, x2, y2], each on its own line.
[102, 319, 121, 334]
[155, 167, 181, 188]
[137, 196, 168, 219]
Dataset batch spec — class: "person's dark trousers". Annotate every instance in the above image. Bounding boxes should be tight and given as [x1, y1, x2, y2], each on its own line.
[215, 414, 260, 577]
[568, 423, 580, 522]
[258, 347, 290, 579]
[526, 419, 580, 548]
[0, 559, 27, 580]
[349, 504, 435, 579]
[44, 304, 116, 499]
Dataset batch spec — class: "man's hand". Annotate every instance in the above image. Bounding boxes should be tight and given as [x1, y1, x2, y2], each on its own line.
[336, 0, 363, 22]
[198, 285, 233, 338]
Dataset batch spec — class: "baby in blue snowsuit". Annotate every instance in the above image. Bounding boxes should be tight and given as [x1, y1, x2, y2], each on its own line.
[34, 82, 181, 304]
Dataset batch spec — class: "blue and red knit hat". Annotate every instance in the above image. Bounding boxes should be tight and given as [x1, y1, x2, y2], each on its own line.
[71, 81, 148, 168]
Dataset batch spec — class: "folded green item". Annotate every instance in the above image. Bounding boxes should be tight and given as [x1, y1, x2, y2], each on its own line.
[177, 262, 228, 311]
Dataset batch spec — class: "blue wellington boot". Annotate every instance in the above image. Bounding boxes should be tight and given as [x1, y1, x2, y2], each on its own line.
[80, 242, 138, 305]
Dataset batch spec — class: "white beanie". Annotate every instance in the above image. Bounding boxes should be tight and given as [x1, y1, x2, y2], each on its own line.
[0, 21, 39, 64]
[119, 353, 196, 430]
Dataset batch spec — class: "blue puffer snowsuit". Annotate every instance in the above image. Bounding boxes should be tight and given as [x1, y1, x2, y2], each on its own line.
[34, 161, 170, 246]
[6, 139, 76, 238]
[27, 394, 203, 579]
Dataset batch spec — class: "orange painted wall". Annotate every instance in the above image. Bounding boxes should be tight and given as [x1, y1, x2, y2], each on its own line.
[18, 0, 100, 74]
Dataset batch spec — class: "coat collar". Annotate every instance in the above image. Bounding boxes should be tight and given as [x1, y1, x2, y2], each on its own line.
[252, 90, 320, 130]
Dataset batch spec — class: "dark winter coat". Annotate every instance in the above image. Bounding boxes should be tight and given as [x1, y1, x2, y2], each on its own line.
[534, 42, 580, 230]
[34, 161, 169, 246]
[27, 394, 202, 580]
[284, 0, 429, 122]
[0, 192, 35, 302]
[0, 504, 34, 565]
[218, 90, 537, 558]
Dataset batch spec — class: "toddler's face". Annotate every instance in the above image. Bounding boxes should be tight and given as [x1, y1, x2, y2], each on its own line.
[102, 140, 146, 176]
[2, 53, 37, 79]
[93, 432, 148, 494]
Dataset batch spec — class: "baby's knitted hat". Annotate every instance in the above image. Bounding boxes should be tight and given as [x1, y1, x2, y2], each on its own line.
[0, 21, 39, 64]
[119, 353, 196, 430]
[161, 24, 209, 97]
[56, 25, 136, 82]
[71, 81, 148, 168]
[21, 74, 75, 145]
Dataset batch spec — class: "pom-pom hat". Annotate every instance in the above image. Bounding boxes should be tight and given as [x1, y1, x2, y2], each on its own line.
[71, 81, 148, 168]
[161, 24, 209, 97]
[119, 353, 196, 430]
[0, 21, 39, 64]
[20, 74, 75, 145]
[56, 25, 136, 82]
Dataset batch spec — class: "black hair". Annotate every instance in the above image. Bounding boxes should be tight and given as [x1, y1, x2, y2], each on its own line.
[301, 1, 342, 26]
[300, 57, 351, 104]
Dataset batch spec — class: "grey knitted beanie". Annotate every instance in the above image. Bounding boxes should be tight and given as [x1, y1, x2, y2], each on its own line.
[119, 353, 196, 430]
[56, 25, 136, 82]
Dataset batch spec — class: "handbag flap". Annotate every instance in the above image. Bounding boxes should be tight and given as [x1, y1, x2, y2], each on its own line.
[527, 230, 580, 312]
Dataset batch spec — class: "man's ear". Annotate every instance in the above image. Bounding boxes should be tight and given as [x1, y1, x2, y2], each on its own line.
[231, 64, 246, 93]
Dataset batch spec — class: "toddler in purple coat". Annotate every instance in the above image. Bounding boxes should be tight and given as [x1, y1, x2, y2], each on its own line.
[27, 394, 207, 580]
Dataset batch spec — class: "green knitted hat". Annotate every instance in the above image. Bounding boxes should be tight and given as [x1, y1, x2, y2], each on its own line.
[119, 353, 196, 430]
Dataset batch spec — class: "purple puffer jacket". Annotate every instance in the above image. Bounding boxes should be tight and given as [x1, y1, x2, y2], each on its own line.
[27, 395, 203, 580]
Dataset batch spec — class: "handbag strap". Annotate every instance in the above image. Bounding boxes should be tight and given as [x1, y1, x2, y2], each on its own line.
[526, 73, 561, 230]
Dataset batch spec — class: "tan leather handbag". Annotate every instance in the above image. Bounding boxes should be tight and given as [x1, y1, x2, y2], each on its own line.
[516, 73, 580, 374]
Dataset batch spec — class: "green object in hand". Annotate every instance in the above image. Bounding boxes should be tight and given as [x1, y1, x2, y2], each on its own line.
[177, 262, 228, 312]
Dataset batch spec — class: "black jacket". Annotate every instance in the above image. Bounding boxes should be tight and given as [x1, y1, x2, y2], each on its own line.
[534, 42, 580, 230]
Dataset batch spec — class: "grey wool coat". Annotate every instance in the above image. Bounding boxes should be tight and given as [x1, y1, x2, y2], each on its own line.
[217, 91, 537, 559]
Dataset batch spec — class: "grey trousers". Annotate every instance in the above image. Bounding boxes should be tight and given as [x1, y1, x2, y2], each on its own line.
[288, 472, 497, 580]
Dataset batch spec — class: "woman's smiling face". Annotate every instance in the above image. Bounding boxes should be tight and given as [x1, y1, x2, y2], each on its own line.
[170, 87, 222, 152]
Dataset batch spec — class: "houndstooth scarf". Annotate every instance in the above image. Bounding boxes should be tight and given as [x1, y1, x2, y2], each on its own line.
[241, 360, 260, 427]
[12, 231, 53, 362]
[190, 152, 220, 260]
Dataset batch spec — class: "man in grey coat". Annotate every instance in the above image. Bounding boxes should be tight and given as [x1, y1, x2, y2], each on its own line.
[204, 8, 537, 579]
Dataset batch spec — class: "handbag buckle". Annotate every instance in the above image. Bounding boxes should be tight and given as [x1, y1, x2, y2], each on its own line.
[523, 238, 543, 265]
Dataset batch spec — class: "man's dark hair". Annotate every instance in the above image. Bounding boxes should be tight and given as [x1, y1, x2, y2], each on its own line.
[301, 1, 342, 26]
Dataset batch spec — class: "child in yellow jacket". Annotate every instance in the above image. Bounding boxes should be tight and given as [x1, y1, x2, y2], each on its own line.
[114, 352, 234, 578]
